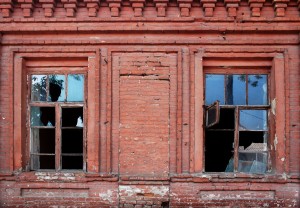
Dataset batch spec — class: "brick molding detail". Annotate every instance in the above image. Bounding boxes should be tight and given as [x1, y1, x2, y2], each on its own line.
[272, 0, 289, 17]
[61, 0, 79, 17]
[107, 0, 122, 17]
[0, 0, 14, 18]
[200, 0, 217, 17]
[153, 0, 169, 17]
[248, 0, 265, 17]
[224, 0, 241, 17]
[178, 0, 193, 17]
[84, 0, 100, 17]
[39, 0, 56, 17]
[17, 0, 36, 17]
[129, 0, 146, 17]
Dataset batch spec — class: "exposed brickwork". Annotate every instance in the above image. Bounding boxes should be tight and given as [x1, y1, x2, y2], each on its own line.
[0, 0, 299, 207]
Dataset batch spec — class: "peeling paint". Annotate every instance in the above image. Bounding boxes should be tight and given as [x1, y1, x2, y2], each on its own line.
[274, 134, 278, 150]
[149, 186, 169, 196]
[271, 98, 276, 115]
[99, 190, 114, 203]
[35, 172, 76, 181]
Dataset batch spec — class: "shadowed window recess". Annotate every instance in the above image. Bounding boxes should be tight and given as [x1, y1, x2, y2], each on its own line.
[204, 74, 269, 174]
[29, 74, 85, 171]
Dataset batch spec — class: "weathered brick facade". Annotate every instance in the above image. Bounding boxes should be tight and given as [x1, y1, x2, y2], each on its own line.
[0, 0, 299, 207]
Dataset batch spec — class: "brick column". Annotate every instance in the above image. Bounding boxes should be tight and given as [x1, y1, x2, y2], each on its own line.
[224, 0, 240, 17]
[61, 0, 79, 17]
[177, 0, 193, 17]
[17, 0, 36, 17]
[200, 0, 217, 17]
[0, 0, 14, 18]
[153, 0, 168, 17]
[248, 0, 265, 17]
[84, 0, 100, 17]
[272, 0, 289, 17]
[39, 0, 56, 17]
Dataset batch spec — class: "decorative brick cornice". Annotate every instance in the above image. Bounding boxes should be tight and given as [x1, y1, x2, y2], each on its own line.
[0, 0, 15, 18]
[248, 0, 265, 17]
[153, 0, 168, 17]
[200, 0, 217, 17]
[17, 0, 36, 17]
[177, 0, 193, 17]
[129, 0, 146, 17]
[61, 0, 79, 17]
[272, 0, 289, 17]
[83, 0, 101, 17]
[106, 0, 122, 17]
[224, 0, 240, 17]
[39, 0, 56, 17]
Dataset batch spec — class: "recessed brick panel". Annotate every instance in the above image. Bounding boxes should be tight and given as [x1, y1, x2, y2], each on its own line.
[117, 52, 172, 176]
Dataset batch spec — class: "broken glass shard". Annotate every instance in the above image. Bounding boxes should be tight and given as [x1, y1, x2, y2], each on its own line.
[239, 110, 267, 130]
[62, 107, 83, 127]
[49, 75, 65, 102]
[31, 75, 47, 101]
[31, 106, 55, 126]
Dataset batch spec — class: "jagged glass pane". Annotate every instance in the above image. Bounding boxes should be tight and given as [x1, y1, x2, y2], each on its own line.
[31, 75, 47, 101]
[48, 75, 65, 102]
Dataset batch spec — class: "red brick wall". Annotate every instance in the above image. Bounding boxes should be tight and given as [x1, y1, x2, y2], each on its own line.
[0, 0, 300, 207]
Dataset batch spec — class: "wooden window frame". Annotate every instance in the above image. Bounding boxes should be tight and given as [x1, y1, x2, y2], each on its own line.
[28, 72, 87, 171]
[194, 51, 287, 175]
[12, 52, 98, 174]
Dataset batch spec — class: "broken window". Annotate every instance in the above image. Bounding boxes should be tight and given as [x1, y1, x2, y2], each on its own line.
[204, 74, 269, 174]
[29, 74, 85, 171]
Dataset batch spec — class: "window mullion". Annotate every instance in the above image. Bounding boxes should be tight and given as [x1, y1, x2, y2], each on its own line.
[55, 103, 61, 171]
[233, 107, 239, 172]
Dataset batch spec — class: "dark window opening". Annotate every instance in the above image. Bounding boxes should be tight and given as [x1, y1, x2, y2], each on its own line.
[62, 156, 83, 169]
[29, 73, 85, 171]
[204, 73, 269, 173]
[62, 108, 83, 127]
[205, 131, 234, 172]
[62, 129, 83, 154]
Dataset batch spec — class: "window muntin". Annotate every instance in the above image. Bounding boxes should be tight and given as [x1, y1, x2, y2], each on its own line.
[205, 73, 269, 174]
[205, 74, 268, 106]
[29, 73, 85, 171]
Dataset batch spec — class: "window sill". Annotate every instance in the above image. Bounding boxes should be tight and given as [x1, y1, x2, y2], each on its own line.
[10, 171, 118, 182]
[170, 173, 300, 183]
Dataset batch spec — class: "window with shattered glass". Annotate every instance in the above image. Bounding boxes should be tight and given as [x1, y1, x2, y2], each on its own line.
[29, 74, 85, 171]
[204, 74, 269, 174]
